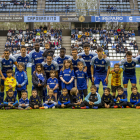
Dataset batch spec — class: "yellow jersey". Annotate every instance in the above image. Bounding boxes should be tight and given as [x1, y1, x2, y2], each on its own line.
[4, 77, 16, 91]
[110, 68, 123, 86]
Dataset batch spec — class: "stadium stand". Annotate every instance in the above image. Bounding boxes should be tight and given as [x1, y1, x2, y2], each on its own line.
[100, 0, 131, 13]
[0, 0, 38, 13]
[45, 0, 76, 13]
[71, 28, 138, 60]
[5, 27, 62, 56]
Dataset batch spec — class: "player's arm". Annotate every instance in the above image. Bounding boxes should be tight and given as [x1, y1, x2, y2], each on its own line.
[80, 58, 87, 72]
[91, 65, 94, 82]
[104, 66, 110, 84]
[0, 69, 5, 80]
[12, 78, 17, 88]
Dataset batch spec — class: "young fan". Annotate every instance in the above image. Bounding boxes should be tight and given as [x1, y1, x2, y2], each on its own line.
[4, 70, 16, 96]
[15, 63, 28, 100]
[113, 87, 127, 108]
[110, 63, 123, 99]
[57, 88, 71, 108]
[101, 87, 114, 108]
[47, 70, 58, 101]
[43, 89, 57, 109]
[32, 63, 46, 102]
[3, 89, 18, 110]
[127, 86, 140, 109]
[81, 85, 102, 109]
[29, 89, 42, 109]
[70, 87, 82, 109]
[75, 61, 88, 98]
[18, 90, 30, 110]
[60, 60, 75, 100]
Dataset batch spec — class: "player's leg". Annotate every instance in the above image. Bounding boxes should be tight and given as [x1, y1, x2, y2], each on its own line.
[17, 90, 21, 100]
[14, 90, 17, 98]
[58, 79, 62, 100]
[101, 76, 107, 91]
[123, 76, 129, 96]
[127, 102, 136, 108]
[83, 89, 88, 98]
[43, 88, 47, 103]
[53, 93, 57, 102]
[111, 86, 116, 99]
[130, 76, 137, 87]
[94, 76, 100, 92]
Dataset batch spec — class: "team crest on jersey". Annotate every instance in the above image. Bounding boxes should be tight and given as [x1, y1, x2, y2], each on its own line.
[51, 66, 53, 69]
[10, 61, 12, 64]
[12, 79, 13, 81]
[21, 74, 23, 77]
[82, 73, 84, 76]
[132, 63, 134, 66]
[19, 59, 21, 61]
[96, 61, 98, 63]
[59, 61, 61, 62]
[89, 56, 91, 58]
[25, 59, 27, 61]
[102, 61, 104, 64]
[3, 62, 5, 64]
[54, 80, 56, 83]
[69, 71, 71, 73]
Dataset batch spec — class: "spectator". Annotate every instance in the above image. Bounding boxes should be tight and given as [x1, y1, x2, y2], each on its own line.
[124, 46, 128, 52]
[15, 29, 19, 34]
[112, 43, 116, 50]
[134, 43, 138, 50]
[23, 1, 26, 9]
[7, 31, 12, 37]
[116, 46, 120, 53]
[122, 37, 126, 43]
[65, 5, 69, 13]
[43, 25, 47, 30]
[120, 46, 124, 53]
[130, 41, 133, 46]
[96, 28, 99, 34]
[19, 29, 23, 34]
[107, 5, 110, 13]
[110, 6, 113, 13]
[113, 6, 117, 13]
[107, 37, 111, 44]
[92, 28, 96, 34]
[118, 34, 122, 39]
[33, 0, 36, 5]
[114, 35, 118, 43]
[131, 31, 135, 37]
[121, 27, 125, 33]
[85, 31, 89, 37]
[128, 31, 131, 37]
[103, 28, 106, 33]
[125, 34, 129, 40]
[117, 28, 121, 33]
[20, 0, 24, 5]
[92, 37, 97, 43]
[100, 28, 103, 34]
[0, 2, 3, 8]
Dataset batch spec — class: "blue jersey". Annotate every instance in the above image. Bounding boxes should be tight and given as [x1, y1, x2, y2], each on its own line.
[42, 61, 59, 79]
[54, 55, 71, 74]
[15, 71, 28, 91]
[90, 56, 110, 76]
[72, 93, 81, 103]
[4, 95, 18, 105]
[47, 77, 58, 93]
[75, 70, 88, 90]
[13, 54, 30, 72]
[119, 58, 138, 77]
[78, 52, 97, 77]
[60, 68, 75, 90]
[58, 94, 70, 105]
[0, 56, 16, 73]
[69, 57, 86, 72]
[19, 98, 29, 106]
[29, 50, 44, 66]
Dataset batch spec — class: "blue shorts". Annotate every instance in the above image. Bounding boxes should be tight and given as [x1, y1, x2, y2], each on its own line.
[94, 76, 107, 88]
[123, 76, 136, 85]
[1, 73, 7, 86]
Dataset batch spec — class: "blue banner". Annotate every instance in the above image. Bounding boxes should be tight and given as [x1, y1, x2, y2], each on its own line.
[24, 16, 60, 22]
[91, 16, 140, 22]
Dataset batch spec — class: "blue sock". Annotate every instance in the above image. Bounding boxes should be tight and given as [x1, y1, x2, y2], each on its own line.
[57, 91, 61, 100]
[43, 89, 47, 102]
[14, 91, 17, 98]
[86, 106, 89, 109]
[0, 92, 4, 102]
[92, 106, 98, 109]
[49, 104, 54, 108]
[124, 88, 127, 97]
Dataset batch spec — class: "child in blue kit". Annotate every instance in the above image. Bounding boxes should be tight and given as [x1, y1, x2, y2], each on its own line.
[15, 63, 28, 100]
[47, 70, 58, 101]
[18, 90, 30, 110]
[43, 89, 57, 109]
[60, 60, 75, 100]
[75, 61, 88, 98]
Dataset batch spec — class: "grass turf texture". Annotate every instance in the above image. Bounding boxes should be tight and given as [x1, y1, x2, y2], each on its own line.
[1, 68, 140, 140]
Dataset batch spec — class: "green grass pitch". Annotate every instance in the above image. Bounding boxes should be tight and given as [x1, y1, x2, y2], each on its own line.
[1, 68, 140, 140]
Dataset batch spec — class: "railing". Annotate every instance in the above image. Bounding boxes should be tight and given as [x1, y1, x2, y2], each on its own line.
[0, 9, 139, 16]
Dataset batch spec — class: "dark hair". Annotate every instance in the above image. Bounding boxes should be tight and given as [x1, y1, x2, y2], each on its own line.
[90, 85, 97, 90]
[4, 49, 10, 52]
[50, 70, 56, 75]
[6, 69, 13, 74]
[83, 43, 90, 48]
[32, 89, 37, 93]
[105, 87, 110, 92]
[47, 54, 53, 58]
[60, 47, 66, 51]
[126, 51, 132, 56]
[77, 61, 84, 66]
[131, 86, 138, 91]
[114, 63, 120, 67]
[62, 88, 68, 92]
[34, 43, 40, 47]
[21, 90, 27, 94]
[97, 47, 103, 52]
[21, 46, 26, 49]
[35, 63, 45, 74]
[7, 89, 14, 94]
[72, 48, 78, 52]
[117, 87, 124, 91]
